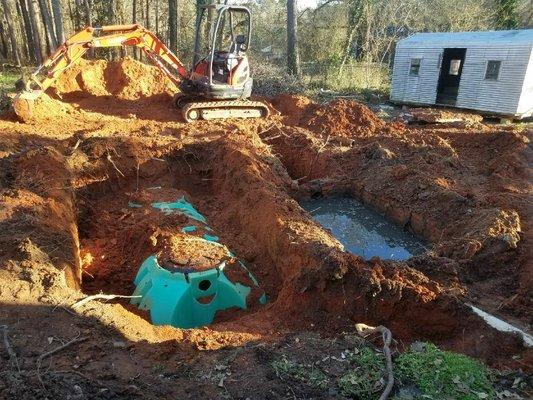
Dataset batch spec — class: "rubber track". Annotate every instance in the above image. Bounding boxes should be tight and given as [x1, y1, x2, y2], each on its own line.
[181, 100, 270, 122]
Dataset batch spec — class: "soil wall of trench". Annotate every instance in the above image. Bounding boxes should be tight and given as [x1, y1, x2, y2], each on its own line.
[0, 147, 81, 291]
[265, 95, 531, 324]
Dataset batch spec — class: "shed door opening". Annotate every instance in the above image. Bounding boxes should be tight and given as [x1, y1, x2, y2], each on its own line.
[436, 48, 467, 106]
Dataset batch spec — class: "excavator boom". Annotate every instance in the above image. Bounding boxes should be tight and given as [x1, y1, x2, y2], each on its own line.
[19, 24, 188, 98]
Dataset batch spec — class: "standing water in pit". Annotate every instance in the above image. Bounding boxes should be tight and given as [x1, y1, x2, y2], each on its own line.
[301, 197, 427, 261]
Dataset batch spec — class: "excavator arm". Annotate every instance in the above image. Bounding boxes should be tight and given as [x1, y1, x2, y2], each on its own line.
[19, 24, 189, 99]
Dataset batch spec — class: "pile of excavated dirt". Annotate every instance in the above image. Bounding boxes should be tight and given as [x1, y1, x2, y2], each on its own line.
[11, 57, 177, 123]
[0, 58, 531, 399]
[272, 94, 386, 138]
[52, 57, 176, 99]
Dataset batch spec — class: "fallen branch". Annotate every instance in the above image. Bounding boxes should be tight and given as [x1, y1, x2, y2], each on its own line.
[72, 294, 142, 309]
[355, 323, 394, 400]
[39, 335, 88, 362]
[37, 334, 88, 388]
[1, 325, 20, 372]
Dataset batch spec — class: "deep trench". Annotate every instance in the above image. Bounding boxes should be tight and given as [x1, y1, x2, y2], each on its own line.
[74, 144, 284, 326]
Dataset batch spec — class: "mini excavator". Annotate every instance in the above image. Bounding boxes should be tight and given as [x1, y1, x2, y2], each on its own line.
[13, 3, 269, 122]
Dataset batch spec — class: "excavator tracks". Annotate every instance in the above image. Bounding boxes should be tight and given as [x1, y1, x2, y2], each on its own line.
[181, 100, 270, 122]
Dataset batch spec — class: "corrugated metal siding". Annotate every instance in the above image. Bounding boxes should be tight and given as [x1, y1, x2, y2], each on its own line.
[391, 39, 532, 115]
[390, 47, 440, 105]
[390, 50, 406, 101]
[517, 47, 533, 116]
[456, 46, 530, 114]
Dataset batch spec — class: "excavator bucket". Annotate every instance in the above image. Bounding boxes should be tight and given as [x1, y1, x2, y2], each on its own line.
[12, 90, 42, 123]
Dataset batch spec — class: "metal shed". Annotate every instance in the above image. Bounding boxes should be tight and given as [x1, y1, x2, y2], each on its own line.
[390, 29, 533, 118]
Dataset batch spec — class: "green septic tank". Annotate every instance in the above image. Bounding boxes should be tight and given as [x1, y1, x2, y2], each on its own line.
[130, 196, 264, 329]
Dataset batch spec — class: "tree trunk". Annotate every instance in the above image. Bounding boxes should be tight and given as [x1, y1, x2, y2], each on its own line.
[1, 0, 21, 65]
[82, 0, 90, 25]
[19, 0, 39, 64]
[155, 0, 159, 37]
[286, 0, 300, 75]
[51, 0, 65, 44]
[339, 0, 365, 75]
[145, 0, 150, 30]
[73, 0, 81, 29]
[27, 0, 43, 63]
[108, 0, 117, 60]
[15, 0, 31, 61]
[132, 0, 138, 59]
[116, 0, 126, 58]
[168, 0, 178, 53]
[82, 0, 92, 57]
[38, 0, 58, 50]
[0, 13, 8, 59]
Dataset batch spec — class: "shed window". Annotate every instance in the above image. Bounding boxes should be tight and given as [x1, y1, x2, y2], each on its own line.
[449, 59, 461, 75]
[485, 60, 501, 80]
[409, 58, 421, 76]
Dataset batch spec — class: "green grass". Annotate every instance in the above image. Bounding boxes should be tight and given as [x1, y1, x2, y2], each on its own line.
[0, 70, 20, 92]
[271, 355, 330, 389]
[270, 342, 496, 399]
[338, 346, 387, 399]
[0, 70, 21, 111]
[395, 343, 494, 400]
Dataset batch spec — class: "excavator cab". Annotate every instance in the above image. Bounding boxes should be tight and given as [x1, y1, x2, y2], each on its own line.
[178, 4, 253, 103]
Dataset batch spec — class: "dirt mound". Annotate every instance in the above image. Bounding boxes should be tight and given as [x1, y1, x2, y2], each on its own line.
[13, 57, 178, 123]
[12, 93, 80, 123]
[270, 94, 386, 138]
[52, 57, 176, 99]
[270, 93, 314, 125]
[302, 99, 386, 138]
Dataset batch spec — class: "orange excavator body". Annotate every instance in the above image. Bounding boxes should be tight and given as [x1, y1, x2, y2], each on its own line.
[14, 4, 269, 122]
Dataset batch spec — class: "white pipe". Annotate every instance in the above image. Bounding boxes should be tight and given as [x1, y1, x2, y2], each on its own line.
[467, 303, 533, 347]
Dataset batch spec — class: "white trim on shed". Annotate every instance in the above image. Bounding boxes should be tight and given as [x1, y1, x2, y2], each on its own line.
[390, 29, 533, 118]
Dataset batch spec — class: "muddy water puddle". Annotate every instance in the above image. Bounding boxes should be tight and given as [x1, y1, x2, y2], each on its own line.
[301, 197, 427, 261]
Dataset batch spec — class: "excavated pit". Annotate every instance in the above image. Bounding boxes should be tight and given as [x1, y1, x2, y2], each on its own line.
[74, 142, 278, 325]
[22, 128, 530, 367]
[1, 58, 531, 385]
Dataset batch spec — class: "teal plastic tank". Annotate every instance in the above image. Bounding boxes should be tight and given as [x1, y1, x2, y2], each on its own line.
[130, 196, 264, 328]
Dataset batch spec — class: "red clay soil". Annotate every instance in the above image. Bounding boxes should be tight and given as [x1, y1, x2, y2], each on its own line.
[408, 106, 484, 124]
[0, 58, 531, 398]
[261, 99, 531, 328]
